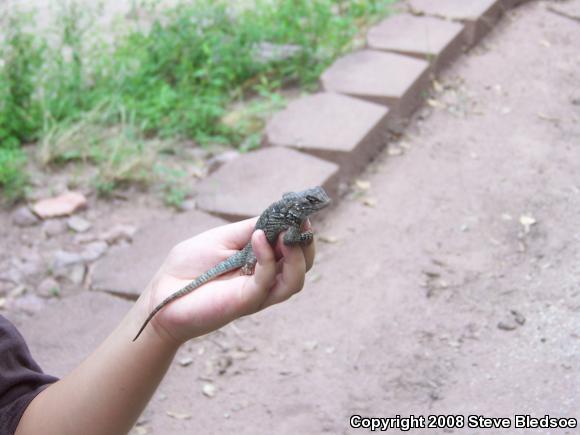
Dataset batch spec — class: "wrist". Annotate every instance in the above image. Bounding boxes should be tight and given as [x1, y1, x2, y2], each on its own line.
[127, 292, 182, 353]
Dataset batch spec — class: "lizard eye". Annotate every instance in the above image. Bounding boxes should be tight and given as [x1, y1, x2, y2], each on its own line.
[306, 195, 320, 204]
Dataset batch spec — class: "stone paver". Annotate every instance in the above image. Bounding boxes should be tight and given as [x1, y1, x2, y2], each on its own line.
[265, 93, 389, 177]
[501, 0, 533, 8]
[91, 211, 227, 297]
[407, 0, 503, 46]
[195, 147, 339, 220]
[547, 1, 580, 21]
[367, 14, 465, 74]
[10, 292, 132, 377]
[320, 50, 430, 119]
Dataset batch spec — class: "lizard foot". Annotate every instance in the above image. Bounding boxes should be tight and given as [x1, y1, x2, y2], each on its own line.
[240, 263, 255, 275]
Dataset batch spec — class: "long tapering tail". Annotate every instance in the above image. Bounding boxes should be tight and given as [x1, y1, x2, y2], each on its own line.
[132, 252, 245, 341]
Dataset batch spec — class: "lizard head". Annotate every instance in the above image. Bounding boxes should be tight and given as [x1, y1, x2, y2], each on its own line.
[283, 186, 331, 218]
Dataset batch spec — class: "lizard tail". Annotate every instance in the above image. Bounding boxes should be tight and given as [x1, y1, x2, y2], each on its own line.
[132, 252, 246, 342]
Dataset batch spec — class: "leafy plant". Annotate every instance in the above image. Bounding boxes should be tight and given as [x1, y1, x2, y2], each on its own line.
[0, 0, 396, 203]
[0, 148, 28, 203]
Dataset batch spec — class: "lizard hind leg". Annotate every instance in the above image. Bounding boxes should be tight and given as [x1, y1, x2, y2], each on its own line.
[240, 252, 257, 275]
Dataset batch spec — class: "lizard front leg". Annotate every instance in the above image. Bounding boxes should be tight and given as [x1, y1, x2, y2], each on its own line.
[283, 225, 313, 246]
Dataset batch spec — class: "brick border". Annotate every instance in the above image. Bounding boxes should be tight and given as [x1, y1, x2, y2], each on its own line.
[195, 0, 532, 220]
[92, 0, 534, 294]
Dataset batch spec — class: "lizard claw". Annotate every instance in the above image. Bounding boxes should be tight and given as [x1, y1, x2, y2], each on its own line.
[240, 263, 255, 275]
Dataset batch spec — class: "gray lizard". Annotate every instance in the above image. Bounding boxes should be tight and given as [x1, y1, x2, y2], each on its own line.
[133, 186, 331, 341]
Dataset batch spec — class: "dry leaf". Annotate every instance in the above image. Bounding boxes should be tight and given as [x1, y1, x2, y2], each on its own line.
[307, 272, 322, 283]
[537, 112, 559, 123]
[519, 215, 537, 233]
[166, 411, 192, 420]
[387, 146, 404, 156]
[427, 98, 445, 108]
[318, 235, 339, 244]
[303, 340, 318, 351]
[362, 197, 377, 208]
[202, 383, 217, 398]
[354, 179, 371, 191]
[432, 79, 443, 93]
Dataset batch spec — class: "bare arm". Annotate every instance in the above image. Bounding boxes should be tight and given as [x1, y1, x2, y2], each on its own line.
[16, 219, 315, 435]
[16, 301, 178, 435]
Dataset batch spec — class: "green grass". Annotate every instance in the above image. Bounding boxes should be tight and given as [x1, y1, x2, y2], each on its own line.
[0, 0, 396, 204]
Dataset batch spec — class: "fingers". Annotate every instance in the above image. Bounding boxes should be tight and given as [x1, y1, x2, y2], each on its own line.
[302, 218, 315, 272]
[260, 240, 307, 309]
[239, 230, 277, 314]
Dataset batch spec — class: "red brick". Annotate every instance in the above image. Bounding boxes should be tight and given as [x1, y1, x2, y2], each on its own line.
[320, 50, 430, 120]
[367, 14, 465, 74]
[408, 0, 503, 46]
[265, 93, 389, 178]
[196, 147, 339, 220]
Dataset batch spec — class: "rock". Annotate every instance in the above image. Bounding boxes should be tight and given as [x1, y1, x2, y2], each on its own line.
[177, 199, 196, 212]
[67, 216, 92, 233]
[68, 264, 86, 285]
[511, 309, 526, 326]
[497, 320, 517, 331]
[37, 277, 60, 298]
[13, 254, 45, 282]
[11, 206, 40, 227]
[52, 250, 84, 270]
[42, 219, 67, 237]
[11, 293, 45, 315]
[497, 310, 526, 331]
[178, 356, 193, 367]
[32, 191, 87, 218]
[81, 241, 108, 262]
[101, 225, 137, 245]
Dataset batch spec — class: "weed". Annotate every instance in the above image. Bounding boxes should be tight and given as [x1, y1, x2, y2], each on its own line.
[0, 13, 43, 148]
[155, 164, 189, 209]
[0, 0, 396, 203]
[0, 147, 28, 203]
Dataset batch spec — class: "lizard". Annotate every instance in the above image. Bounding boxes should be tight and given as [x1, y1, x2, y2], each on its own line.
[133, 186, 331, 341]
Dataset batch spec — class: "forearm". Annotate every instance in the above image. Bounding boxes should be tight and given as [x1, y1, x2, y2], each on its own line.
[16, 294, 179, 435]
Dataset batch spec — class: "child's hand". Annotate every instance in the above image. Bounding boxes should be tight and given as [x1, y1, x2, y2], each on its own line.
[138, 218, 315, 344]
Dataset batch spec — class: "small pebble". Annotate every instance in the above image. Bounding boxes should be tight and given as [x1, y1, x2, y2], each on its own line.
[37, 277, 60, 298]
[42, 219, 67, 237]
[12, 207, 40, 227]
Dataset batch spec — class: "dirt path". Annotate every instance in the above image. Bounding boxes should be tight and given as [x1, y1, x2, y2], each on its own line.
[203, 2, 579, 433]
[134, 2, 578, 433]
[4, 1, 580, 434]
